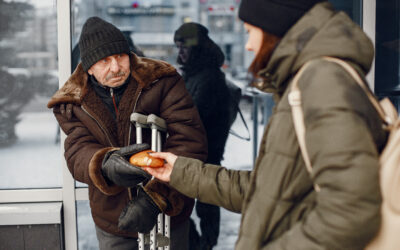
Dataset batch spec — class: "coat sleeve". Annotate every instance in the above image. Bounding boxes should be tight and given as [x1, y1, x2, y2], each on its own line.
[170, 156, 252, 213]
[159, 75, 208, 160]
[53, 106, 124, 196]
[143, 75, 209, 216]
[262, 62, 382, 249]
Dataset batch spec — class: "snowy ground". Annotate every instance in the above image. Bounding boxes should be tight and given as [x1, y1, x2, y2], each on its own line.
[0, 96, 270, 249]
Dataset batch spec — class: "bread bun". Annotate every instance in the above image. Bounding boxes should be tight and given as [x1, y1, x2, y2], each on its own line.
[129, 150, 164, 168]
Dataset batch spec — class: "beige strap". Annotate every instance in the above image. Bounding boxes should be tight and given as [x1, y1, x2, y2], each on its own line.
[288, 60, 321, 192]
[288, 57, 389, 193]
[322, 57, 391, 124]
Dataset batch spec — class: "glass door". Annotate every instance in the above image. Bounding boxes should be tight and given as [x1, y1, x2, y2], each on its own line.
[330, 0, 363, 26]
[375, 0, 400, 110]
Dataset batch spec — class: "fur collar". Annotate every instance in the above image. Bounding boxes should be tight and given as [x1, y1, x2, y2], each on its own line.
[48, 52, 177, 108]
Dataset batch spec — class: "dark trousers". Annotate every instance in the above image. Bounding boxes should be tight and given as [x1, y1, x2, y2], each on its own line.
[96, 219, 190, 250]
[189, 201, 220, 250]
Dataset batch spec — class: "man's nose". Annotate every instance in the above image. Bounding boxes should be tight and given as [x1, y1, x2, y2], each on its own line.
[110, 57, 120, 72]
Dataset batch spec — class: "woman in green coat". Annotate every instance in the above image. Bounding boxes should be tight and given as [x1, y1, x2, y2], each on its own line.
[147, 0, 387, 249]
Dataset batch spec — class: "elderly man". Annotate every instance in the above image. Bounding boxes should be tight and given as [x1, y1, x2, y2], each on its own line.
[48, 16, 207, 250]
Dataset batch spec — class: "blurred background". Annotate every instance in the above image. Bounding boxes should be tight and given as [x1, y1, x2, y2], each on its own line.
[0, 0, 399, 249]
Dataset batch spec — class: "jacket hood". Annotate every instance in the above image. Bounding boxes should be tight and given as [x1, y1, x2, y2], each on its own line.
[47, 52, 177, 108]
[255, 2, 374, 93]
[180, 38, 225, 72]
[174, 23, 225, 72]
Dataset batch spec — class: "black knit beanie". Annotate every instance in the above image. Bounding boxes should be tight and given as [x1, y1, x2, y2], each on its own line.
[238, 0, 327, 37]
[79, 17, 130, 72]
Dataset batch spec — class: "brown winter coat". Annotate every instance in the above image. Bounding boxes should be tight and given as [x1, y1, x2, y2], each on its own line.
[48, 53, 207, 237]
[168, 2, 387, 249]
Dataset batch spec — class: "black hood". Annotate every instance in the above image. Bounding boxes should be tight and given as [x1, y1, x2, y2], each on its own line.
[174, 22, 225, 72]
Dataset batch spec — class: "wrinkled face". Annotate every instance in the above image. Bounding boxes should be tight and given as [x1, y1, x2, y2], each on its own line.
[244, 22, 263, 56]
[175, 41, 192, 64]
[88, 53, 130, 88]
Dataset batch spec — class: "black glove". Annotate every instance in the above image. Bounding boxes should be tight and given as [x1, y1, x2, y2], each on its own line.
[118, 186, 161, 233]
[101, 143, 151, 187]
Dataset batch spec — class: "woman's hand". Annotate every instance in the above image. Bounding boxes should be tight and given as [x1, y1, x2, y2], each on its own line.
[143, 152, 177, 183]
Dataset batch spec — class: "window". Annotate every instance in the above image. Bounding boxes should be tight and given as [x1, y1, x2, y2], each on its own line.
[375, 0, 400, 109]
[0, 0, 60, 189]
[76, 200, 98, 250]
[330, 0, 363, 25]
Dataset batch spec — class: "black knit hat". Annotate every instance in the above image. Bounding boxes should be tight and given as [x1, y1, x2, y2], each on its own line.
[79, 17, 130, 71]
[238, 0, 327, 37]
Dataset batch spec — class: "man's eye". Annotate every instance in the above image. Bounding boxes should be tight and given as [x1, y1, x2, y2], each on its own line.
[103, 59, 108, 63]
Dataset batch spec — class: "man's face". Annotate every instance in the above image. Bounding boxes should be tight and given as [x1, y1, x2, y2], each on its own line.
[176, 41, 191, 64]
[88, 53, 130, 88]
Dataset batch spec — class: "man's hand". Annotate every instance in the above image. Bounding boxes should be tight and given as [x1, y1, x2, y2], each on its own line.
[101, 144, 151, 187]
[60, 103, 73, 120]
[118, 186, 160, 233]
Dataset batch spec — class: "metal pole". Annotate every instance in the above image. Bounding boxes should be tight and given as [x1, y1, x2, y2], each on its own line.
[252, 95, 258, 165]
[130, 113, 149, 250]
[147, 114, 169, 250]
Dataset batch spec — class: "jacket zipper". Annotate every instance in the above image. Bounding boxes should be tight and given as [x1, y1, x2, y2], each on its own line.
[81, 105, 114, 147]
[116, 82, 150, 199]
[83, 88, 142, 201]
[126, 89, 143, 200]
[110, 88, 119, 116]
[126, 80, 157, 144]
[127, 89, 142, 145]
[83, 104, 134, 199]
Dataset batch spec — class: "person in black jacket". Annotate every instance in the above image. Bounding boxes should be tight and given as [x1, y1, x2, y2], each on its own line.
[174, 22, 231, 250]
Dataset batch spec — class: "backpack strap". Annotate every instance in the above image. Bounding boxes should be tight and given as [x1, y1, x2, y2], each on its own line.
[229, 107, 251, 141]
[288, 59, 321, 192]
[288, 56, 394, 193]
[321, 57, 394, 125]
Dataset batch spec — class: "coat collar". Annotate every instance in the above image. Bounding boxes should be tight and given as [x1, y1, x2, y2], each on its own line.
[48, 52, 177, 108]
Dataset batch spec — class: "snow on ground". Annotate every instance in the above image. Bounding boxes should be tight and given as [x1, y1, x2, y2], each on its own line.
[0, 112, 62, 189]
[0, 96, 269, 249]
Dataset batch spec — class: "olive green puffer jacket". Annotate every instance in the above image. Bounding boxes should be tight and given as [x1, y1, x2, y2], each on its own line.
[168, 2, 387, 249]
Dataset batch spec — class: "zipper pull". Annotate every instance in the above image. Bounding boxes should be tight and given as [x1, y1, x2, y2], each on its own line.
[110, 88, 119, 116]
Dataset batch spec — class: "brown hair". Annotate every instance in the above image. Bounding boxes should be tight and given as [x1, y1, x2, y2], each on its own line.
[248, 31, 281, 79]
